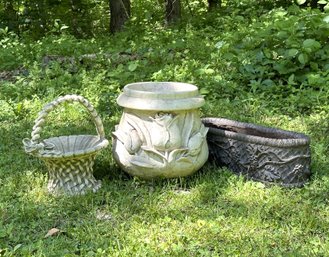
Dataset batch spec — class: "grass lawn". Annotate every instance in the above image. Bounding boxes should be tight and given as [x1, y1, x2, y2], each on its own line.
[1, 2, 329, 256]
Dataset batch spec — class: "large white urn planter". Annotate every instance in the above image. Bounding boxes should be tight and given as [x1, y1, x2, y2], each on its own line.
[112, 82, 209, 179]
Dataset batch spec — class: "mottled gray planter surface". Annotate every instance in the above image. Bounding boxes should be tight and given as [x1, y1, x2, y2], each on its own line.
[202, 118, 311, 187]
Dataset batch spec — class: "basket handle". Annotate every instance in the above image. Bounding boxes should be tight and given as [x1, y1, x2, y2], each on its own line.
[23, 95, 105, 154]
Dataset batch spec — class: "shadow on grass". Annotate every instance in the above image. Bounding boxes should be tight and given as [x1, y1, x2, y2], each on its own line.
[2, 150, 329, 255]
[2, 111, 329, 255]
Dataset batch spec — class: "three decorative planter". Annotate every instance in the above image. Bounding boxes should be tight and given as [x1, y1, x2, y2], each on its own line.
[202, 118, 311, 187]
[23, 83, 313, 194]
[112, 82, 209, 179]
[23, 95, 109, 195]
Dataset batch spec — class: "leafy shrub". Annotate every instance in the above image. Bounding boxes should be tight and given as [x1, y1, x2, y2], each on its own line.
[211, 6, 329, 113]
[297, 0, 329, 11]
[0, 28, 23, 70]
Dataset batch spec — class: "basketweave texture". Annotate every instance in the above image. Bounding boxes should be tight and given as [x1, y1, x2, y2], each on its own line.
[202, 118, 311, 187]
[45, 154, 101, 195]
[23, 95, 109, 195]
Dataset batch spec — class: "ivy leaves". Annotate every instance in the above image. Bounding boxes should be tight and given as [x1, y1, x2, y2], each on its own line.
[221, 7, 328, 87]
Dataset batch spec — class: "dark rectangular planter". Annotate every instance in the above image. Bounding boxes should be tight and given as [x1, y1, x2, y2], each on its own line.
[202, 118, 311, 187]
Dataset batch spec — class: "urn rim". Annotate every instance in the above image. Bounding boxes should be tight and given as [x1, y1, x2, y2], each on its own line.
[117, 82, 205, 111]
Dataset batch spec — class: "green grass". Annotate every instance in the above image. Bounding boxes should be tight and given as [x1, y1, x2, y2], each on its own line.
[1, 2, 329, 256]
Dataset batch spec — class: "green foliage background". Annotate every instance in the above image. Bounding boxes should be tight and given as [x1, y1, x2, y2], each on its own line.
[0, 0, 329, 256]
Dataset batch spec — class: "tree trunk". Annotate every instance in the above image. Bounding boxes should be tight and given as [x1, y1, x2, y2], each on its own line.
[208, 0, 221, 11]
[109, 0, 131, 34]
[165, 0, 181, 24]
[4, 2, 18, 33]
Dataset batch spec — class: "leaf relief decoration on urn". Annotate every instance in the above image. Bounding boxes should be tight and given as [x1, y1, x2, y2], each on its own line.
[112, 110, 208, 170]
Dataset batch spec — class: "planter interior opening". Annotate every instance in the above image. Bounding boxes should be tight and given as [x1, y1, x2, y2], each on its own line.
[126, 82, 197, 94]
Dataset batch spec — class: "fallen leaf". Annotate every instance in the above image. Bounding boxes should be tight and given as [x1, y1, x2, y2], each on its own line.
[44, 228, 60, 238]
[96, 210, 113, 221]
[174, 189, 191, 195]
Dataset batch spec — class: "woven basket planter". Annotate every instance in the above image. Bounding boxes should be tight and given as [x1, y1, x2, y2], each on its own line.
[23, 95, 109, 195]
[202, 118, 311, 187]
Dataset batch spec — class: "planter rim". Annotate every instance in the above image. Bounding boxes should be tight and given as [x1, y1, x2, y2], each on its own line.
[202, 117, 310, 148]
[36, 135, 109, 159]
[117, 82, 205, 111]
